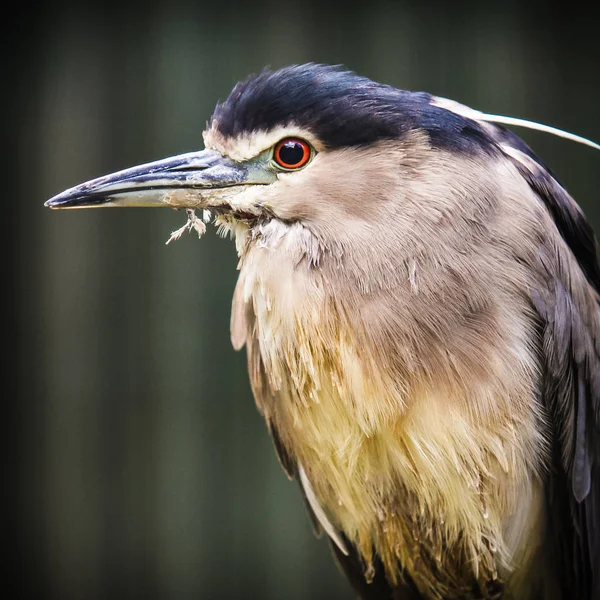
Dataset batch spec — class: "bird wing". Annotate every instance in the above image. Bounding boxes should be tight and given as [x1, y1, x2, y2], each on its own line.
[496, 129, 600, 599]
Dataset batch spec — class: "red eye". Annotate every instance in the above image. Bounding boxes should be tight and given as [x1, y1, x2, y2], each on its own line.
[273, 138, 312, 170]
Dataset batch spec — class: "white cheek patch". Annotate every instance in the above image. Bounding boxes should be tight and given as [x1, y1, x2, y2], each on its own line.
[226, 185, 267, 214]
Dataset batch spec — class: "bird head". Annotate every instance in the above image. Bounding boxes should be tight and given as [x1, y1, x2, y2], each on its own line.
[41, 69, 468, 236]
[45, 63, 599, 276]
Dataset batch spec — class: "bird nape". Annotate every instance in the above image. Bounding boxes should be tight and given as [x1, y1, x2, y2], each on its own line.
[45, 64, 599, 600]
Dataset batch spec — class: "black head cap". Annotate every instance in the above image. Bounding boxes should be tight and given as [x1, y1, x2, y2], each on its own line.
[209, 63, 500, 155]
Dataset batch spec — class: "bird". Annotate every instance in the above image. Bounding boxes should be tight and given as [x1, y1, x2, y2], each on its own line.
[45, 64, 599, 600]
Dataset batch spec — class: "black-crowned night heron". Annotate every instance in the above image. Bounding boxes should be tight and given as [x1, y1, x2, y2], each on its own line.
[46, 64, 599, 600]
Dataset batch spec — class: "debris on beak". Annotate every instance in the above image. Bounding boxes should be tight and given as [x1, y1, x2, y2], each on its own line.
[166, 209, 208, 245]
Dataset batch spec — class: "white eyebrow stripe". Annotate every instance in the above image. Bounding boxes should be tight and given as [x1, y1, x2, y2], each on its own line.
[203, 124, 324, 162]
[431, 96, 600, 151]
[299, 465, 349, 556]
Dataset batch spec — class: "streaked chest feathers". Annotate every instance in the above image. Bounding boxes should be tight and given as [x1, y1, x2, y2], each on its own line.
[231, 218, 549, 599]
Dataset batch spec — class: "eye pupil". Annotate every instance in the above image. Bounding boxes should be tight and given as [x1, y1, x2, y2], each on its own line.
[279, 142, 304, 165]
[274, 138, 311, 169]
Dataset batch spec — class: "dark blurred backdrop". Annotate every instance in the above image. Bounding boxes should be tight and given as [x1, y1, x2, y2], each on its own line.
[7, 2, 600, 599]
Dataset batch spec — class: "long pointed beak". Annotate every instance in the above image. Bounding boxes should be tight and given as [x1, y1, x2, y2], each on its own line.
[45, 149, 271, 210]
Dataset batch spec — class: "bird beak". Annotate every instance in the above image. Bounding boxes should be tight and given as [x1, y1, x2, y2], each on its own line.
[44, 149, 273, 210]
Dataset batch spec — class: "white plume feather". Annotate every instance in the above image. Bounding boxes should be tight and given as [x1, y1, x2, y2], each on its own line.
[431, 96, 600, 151]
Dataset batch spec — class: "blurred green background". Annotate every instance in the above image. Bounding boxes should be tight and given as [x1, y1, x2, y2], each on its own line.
[10, 1, 600, 599]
